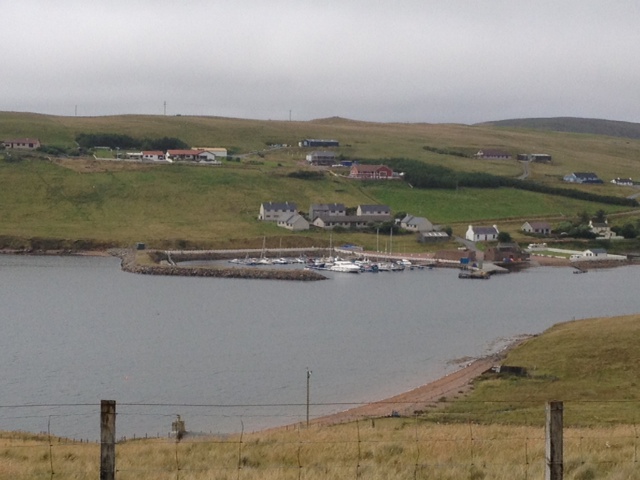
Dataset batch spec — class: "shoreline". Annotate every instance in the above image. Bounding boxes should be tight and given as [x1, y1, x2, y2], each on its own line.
[269, 336, 532, 432]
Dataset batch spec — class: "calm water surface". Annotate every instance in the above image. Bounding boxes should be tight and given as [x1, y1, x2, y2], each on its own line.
[0, 255, 638, 440]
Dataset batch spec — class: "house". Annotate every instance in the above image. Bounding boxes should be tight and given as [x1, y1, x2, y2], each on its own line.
[474, 149, 511, 160]
[589, 219, 614, 239]
[306, 151, 337, 166]
[466, 225, 499, 242]
[521, 221, 552, 235]
[298, 139, 339, 147]
[309, 203, 346, 221]
[570, 249, 627, 261]
[277, 213, 309, 231]
[142, 151, 168, 162]
[258, 202, 297, 221]
[349, 164, 394, 179]
[356, 205, 391, 220]
[166, 149, 200, 161]
[563, 172, 603, 184]
[195, 150, 222, 164]
[570, 248, 608, 261]
[484, 243, 529, 263]
[126, 152, 144, 160]
[517, 153, 552, 163]
[312, 215, 379, 230]
[3, 138, 41, 149]
[400, 215, 434, 232]
[611, 177, 633, 186]
[193, 147, 227, 158]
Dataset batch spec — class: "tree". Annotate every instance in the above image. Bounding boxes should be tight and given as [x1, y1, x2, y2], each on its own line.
[497, 231, 512, 243]
[594, 209, 607, 223]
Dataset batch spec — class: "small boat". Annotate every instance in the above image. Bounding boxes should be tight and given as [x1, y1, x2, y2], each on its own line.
[329, 260, 361, 273]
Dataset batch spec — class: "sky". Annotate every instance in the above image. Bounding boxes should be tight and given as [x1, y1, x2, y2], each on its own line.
[3, 1, 640, 124]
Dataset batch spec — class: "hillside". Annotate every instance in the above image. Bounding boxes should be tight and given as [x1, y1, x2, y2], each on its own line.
[478, 117, 640, 140]
[1, 112, 639, 250]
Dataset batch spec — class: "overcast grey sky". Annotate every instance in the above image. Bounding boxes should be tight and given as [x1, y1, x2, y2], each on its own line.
[3, 1, 639, 124]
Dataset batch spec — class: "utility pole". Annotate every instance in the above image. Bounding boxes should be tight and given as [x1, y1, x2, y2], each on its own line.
[164, 101, 167, 116]
[306, 368, 312, 427]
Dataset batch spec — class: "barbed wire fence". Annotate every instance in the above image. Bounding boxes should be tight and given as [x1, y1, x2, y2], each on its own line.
[1, 399, 639, 479]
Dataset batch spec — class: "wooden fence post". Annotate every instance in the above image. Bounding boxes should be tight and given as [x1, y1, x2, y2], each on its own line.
[546, 401, 563, 480]
[100, 400, 116, 480]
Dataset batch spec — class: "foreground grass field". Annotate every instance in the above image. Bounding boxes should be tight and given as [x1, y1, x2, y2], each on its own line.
[2, 314, 639, 479]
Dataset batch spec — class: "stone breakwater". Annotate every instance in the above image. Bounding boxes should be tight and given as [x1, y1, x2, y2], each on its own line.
[113, 249, 328, 281]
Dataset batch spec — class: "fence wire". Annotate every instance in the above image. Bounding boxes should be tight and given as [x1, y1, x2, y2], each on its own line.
[0, 400, 638, 480]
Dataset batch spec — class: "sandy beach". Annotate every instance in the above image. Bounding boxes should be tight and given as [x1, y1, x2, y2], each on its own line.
[308, 357, 498, 426]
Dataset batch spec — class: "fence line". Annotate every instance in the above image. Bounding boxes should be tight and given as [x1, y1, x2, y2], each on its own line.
[1, 400, 639, 479]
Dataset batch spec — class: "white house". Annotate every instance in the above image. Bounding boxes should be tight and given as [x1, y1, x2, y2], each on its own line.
[521, 221, 551, 235]
[195, 150, 222, 164]
[277, 213, 309, 231]
[570, 249, 626, 261]
[3, 138, 40, 149]
[309, 203, 346, 220]
[466, 225, 499, 242]
[356, 204, 391, 219]
[194, 147, 227, 158]
[259, 202, 297, 221]
[611, 177, 633, 186]
[142, 151, 169, 162]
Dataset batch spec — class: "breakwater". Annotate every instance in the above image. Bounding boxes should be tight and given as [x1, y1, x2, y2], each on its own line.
[115, 249, 328, 281]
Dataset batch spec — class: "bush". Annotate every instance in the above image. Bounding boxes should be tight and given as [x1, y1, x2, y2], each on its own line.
[287, 171, 324, 180]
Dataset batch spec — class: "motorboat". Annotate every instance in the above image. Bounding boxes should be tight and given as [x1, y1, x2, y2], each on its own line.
[329, 260, 361, 273]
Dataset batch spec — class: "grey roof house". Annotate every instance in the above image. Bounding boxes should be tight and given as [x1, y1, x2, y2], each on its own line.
[258, 202, 297, 221]
[400, 215, 434, 232]
[309, 203, 346, 221]
[356, 205, 391, 220]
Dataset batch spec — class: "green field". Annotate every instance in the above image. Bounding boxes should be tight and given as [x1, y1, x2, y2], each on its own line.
[439, 314, 640, 426]
[1, 112, 639, 249]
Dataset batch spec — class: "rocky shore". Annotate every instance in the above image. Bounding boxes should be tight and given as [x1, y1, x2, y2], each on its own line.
[114, 249, 328, 281]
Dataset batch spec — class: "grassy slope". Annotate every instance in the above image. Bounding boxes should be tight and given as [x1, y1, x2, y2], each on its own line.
[440, 314, 640, 426]
[1, 112, 639, 248]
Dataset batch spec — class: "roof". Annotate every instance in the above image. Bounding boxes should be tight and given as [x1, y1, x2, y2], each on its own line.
[587, 248, 607, 254]
[167, 149, 202, 155]
[477, 149, 511, 157]
[314, 215, 388, 223]
[358, 204, 391, 214]
[311, 203, 345, 211]
[279, 213, 306, 224]
[525, 221, 551, 229]
[402, 214, 430, 224]
[471, 226, 498, 235]
[572, 172, 600, 180]
[4, 138, 40, 143]
[262, 202, 297, 211]
[352, 164, 391, 172]
[142, 150, 165, 155]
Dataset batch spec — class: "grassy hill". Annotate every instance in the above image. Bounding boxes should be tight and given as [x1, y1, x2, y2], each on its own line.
[1, 112, 639, 250]
[478, 116, 640, 140]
